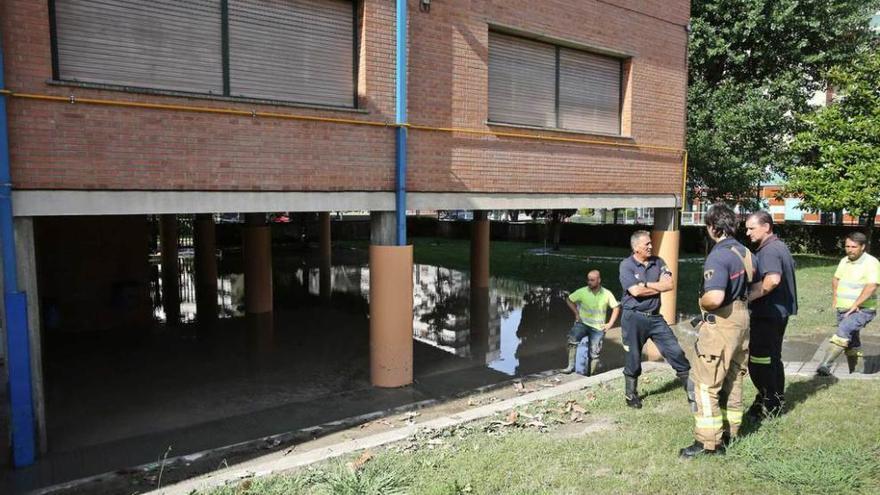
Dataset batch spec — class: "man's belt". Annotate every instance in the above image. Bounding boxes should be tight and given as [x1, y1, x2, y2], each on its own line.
[625, 309, 660, 317]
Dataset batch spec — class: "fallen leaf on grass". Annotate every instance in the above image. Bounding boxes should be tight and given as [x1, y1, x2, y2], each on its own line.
[506, 411, 519, 425]
[348, 450, 374, 472]
[572, 404, 587, 414]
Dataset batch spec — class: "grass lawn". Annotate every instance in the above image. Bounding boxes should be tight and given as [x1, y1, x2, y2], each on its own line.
[204, 373, 880, 494]
[340, 237, 847, 338]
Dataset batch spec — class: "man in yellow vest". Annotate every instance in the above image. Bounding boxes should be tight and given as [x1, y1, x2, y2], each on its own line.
[816, 232, 879, 376]
[563, 269, 620, 376]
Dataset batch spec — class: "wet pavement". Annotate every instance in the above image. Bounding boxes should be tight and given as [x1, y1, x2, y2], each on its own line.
[1, 246, 627, 494]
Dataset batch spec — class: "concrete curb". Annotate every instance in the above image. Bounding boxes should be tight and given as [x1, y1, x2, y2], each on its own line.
[150, 363, 665, 495]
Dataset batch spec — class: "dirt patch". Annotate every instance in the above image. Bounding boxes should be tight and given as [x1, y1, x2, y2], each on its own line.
[549, 416, 616, 439]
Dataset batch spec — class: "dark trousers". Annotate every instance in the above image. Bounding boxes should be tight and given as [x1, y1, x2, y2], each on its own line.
[621, 310, 690, 378]
[749, 315, 788, 409]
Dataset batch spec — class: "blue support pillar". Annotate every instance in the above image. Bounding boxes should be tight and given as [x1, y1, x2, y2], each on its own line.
[394, 0, 408, 246]
[0, 32, 37, 466]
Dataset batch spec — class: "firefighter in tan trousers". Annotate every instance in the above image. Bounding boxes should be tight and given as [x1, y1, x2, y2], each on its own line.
[680, 203, 757, 458]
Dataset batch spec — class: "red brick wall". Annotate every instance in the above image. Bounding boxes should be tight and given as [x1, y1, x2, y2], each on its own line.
[1, 0, 688, 196]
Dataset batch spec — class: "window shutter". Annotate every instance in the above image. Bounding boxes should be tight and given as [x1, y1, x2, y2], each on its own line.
[558, 48, 621, 134]
[488, 32, 556, 128]
[228, 0, 355, 107]
[54, 0, 224, 94]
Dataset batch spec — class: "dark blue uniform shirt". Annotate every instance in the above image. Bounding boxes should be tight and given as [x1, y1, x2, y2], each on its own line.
[750, 235, 798, 318]
[619, 255, 669, 313]
[703, 238, 755, 307]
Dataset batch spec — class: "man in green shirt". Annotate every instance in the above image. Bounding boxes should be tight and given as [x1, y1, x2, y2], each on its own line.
[563, 269, 621, 376]
[817, 232, 879, 376]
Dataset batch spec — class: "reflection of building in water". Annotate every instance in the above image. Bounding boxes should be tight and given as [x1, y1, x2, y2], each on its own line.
[150, 255, 241, 323]
[150, 259, 559, 377]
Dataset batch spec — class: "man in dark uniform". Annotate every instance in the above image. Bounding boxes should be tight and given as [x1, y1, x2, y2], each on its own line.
[618, 230, 691, 409]
[681, 203, 756, 458]
[745, 211, 798, 419]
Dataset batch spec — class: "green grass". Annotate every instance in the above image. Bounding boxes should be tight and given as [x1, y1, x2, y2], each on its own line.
[204, 374, 880, 494]
[340, 237, 845, 337]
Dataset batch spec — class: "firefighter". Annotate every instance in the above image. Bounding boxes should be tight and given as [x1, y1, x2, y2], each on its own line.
[816, 231, 879, 376]
[618, 230, 691, 409]
[680, 203, 756, 458]
[745, 210, 798, 419]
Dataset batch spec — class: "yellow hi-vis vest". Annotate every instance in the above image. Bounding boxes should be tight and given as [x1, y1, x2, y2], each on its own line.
[834, 252, 880, 310]
[568, 286, 619, 329]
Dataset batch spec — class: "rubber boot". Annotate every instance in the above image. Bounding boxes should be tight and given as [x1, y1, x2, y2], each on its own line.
[624, 375, 642, 409]
[845, 348, 864, 374]
[562, 344, 576, 374]
[589, 357, 599, 376]
[816, 343, 845, 376]
[677, 371, 696, 412]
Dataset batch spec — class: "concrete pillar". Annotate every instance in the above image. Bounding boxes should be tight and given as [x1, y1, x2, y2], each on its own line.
[470, 211, 490, 291]
[159, 214, 180, 325]
[470, 211, 490, 360]
[651, 208, 681, 325]
[369, 211, 413, 387]
[13, 217, 46, 454]
[319, 212, 332, 301]
[194, 214, 218, 323]
[243, 213, 273, 314]
[370, 211, 396, 246]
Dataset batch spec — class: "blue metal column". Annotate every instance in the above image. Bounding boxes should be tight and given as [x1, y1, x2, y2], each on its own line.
[0, 32, 37, 467]
[394, 0, 408, 246]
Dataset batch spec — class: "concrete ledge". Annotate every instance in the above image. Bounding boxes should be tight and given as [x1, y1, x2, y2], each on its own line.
[150, 363, 664, 495]
[12, 190, 680, 216]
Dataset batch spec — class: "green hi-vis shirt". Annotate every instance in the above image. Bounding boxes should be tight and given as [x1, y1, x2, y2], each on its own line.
[568, 286, 619, 329]
[834, 252, 880, 310]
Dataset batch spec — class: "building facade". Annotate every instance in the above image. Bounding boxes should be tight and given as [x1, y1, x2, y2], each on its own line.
[0, 0, 690, 479]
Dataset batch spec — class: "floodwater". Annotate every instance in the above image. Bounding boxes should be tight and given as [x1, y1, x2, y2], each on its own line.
[16, 245, 625, 493]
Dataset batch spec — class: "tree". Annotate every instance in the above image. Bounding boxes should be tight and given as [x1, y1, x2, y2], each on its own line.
[784, 50, 880, 248]
[687, 0, 879, 206]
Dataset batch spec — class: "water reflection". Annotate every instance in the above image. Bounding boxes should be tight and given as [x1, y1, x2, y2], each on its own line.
[151, 256, 571, 377]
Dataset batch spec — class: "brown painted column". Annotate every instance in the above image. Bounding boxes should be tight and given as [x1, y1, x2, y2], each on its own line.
[470, 211, 490, 361]
[159, 214, 180, 325]
[369, 211, 413, 387]
[649, 208, 681, 359]
[319, 212, 332, 301]
[194, 213, 218, 323]
[243, 213, 273, 314]
[470, 211, 490, 291]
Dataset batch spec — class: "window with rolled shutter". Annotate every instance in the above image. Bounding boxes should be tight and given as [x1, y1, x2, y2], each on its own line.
[229, 0, 355, 107]
[488, 31, 623, 135]
[53, 0, 224, 94]
[488, 32, 556, 128]
[558, 48, 621, 134]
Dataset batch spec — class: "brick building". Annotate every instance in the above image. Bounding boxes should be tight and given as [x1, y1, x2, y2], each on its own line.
[0, 0, 690, 482]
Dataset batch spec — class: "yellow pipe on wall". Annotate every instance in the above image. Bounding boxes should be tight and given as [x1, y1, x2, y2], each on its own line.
[0, 88, 685, 155]
[1, 87, 692, 207]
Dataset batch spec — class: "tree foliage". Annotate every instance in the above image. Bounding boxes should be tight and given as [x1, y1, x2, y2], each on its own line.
[687, 0, 879, 205]
[784, 49, 880, 243]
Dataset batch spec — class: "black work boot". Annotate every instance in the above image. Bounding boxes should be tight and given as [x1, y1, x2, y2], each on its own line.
[679, 441, 722, 459]
[745, 396, 765, 421]
[677, 371, 696, 412]
[624, 375, 642, 409]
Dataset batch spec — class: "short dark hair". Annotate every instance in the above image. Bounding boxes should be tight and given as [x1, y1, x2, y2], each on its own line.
[705, 203, 738, 238]
[748, 210, 774, 231]
[846, 231, 868, 246]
